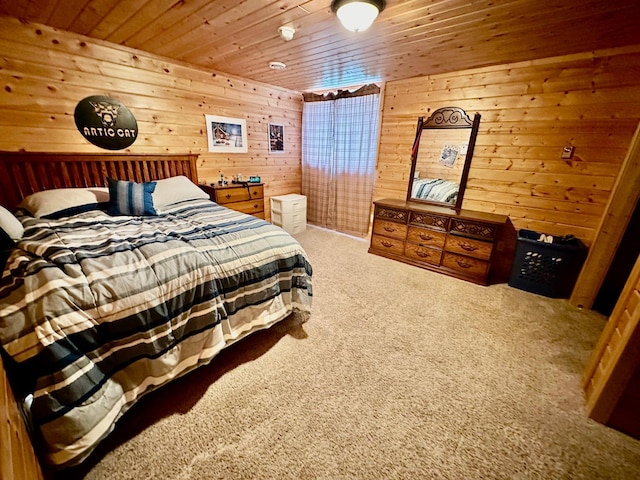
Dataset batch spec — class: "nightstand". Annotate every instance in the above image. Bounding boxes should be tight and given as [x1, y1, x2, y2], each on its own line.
[200, 183, 265, 219]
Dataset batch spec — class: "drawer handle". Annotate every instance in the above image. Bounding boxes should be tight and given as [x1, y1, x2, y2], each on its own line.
[381, 241, 394, 248]
[225, 194, 232, 199]
[416, 250, 431, 258]
[419, 233, 433, 241]
[383, 226, 396, 233]
[254, 204, 259, 208]
[252, 190, 259, 195]
[460, 242, 477, 252]
[456, 259, 473, 269]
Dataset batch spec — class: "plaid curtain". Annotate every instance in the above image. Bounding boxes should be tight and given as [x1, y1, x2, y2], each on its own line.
[302, 88, 381, 237]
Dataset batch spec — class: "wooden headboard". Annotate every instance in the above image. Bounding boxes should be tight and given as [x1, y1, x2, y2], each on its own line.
[0, 152, 199, 212]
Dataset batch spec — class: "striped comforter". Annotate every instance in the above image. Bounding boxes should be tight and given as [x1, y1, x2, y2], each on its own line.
[411, 178, 459, 204]
[0, 198, 313, 468]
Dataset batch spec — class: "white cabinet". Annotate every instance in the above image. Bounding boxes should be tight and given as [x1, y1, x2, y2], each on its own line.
[270, 194, 307, 234]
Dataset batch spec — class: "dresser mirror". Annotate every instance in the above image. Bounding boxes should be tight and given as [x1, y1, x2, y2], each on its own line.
[407, 106, 481, 210]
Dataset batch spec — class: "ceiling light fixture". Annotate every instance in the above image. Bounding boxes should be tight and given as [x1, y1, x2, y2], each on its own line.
[330, 0, 386, 33]
[278, 25, 295, 41]
[269, 61, 287, 70]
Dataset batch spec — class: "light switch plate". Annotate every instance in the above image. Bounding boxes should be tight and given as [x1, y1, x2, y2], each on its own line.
[561, 146, 575, 159]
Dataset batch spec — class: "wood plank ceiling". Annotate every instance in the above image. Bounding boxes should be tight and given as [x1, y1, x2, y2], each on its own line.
[1, 0, 640, 93]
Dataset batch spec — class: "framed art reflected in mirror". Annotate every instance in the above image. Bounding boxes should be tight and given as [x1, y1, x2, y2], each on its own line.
[407, 106, 481, 210]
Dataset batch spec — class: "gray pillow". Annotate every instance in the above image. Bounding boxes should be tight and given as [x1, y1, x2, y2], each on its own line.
[152, 176, 210, 210]
[19, 188, 109, 218]
[0, 205, 24, 242]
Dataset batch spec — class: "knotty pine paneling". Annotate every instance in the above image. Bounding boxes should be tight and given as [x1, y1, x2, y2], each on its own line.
[375, 46, 640, 247]
[0, 16, 303, 220]
[583, 253, 640, 435]
[0, 354, 44, 480]
[2, 0, 640, 92]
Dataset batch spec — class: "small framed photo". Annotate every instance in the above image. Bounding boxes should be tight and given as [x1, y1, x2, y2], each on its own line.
[268, 123, 284, 153]
[439, 144, 459, 167]
[205, 114, 248, 153]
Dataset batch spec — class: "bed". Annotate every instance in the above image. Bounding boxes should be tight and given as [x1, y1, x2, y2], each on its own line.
[0, 152, 313, 473]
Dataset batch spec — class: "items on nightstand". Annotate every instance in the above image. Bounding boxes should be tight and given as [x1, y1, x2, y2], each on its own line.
[229, 175, 261, 184]
[270, 194, 307, 235]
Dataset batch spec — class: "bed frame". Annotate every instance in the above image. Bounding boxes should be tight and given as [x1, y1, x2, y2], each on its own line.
[0, 152, 199, 479]
[0, 152, 200, 212]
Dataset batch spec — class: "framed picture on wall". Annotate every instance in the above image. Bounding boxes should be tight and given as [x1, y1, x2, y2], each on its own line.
[268, 123, 285, 153]
[439, 144, 459, 167]
[205, 114, 248, 153]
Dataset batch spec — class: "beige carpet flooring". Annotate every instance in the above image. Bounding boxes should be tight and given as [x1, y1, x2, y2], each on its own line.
[60, 225, 640, 480]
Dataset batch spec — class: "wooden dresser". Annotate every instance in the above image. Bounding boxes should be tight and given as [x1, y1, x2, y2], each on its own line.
[369, 199, 509, 285]
[200, 183, 265, 219]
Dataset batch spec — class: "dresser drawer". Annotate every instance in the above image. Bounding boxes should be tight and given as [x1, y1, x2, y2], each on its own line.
[371, 234, 405, 256]
[450, 219, 499, 241]
[215, 187, 251, 204]
[272, 210, 306, 225]
[405, 243, 442, 265]
[406, 226, 446, 248]
[228, 199, 264, 215]
[277, 220, 306, 235]
[445, 235, 493, 261]
[373, 220, 407, 240]
[409, 211, 449, 231]
[375, 205, 409, 223]
[246, 185, 264, 199]
[271, 194, 306, 213]
[442, 252, 490, 279]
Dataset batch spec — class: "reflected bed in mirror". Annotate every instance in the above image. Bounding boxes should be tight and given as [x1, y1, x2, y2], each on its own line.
[407, 106, 481, 210]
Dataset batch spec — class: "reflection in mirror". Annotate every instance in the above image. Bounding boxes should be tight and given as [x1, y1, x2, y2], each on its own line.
[407, 107, 480, 210]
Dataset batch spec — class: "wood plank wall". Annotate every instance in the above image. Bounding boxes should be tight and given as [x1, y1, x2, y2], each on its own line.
[376, 45, 640, 247]
[583, 253, 640, 434]
[0, 16, 303, 220]
[0, 354, 44, 480]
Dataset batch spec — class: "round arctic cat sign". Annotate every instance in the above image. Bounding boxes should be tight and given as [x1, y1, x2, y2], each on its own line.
[74, 96, 138, 150]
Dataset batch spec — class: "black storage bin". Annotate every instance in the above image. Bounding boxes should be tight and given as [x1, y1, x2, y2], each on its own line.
[508, 229, 587, 298]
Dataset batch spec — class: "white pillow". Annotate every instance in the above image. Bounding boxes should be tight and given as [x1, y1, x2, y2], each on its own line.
[152, 176, 210, 208]
[0, 205, 24, 241]
[20, 187, 109, 218]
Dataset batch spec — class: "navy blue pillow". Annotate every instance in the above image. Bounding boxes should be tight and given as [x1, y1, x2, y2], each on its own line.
[107, 178, 157, 216]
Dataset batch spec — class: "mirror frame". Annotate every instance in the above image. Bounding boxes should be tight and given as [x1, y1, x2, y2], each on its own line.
[406, 106, 481, 210]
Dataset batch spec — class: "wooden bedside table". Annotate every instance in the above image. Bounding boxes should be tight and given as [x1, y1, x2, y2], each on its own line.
[201, 183, 265, 219]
